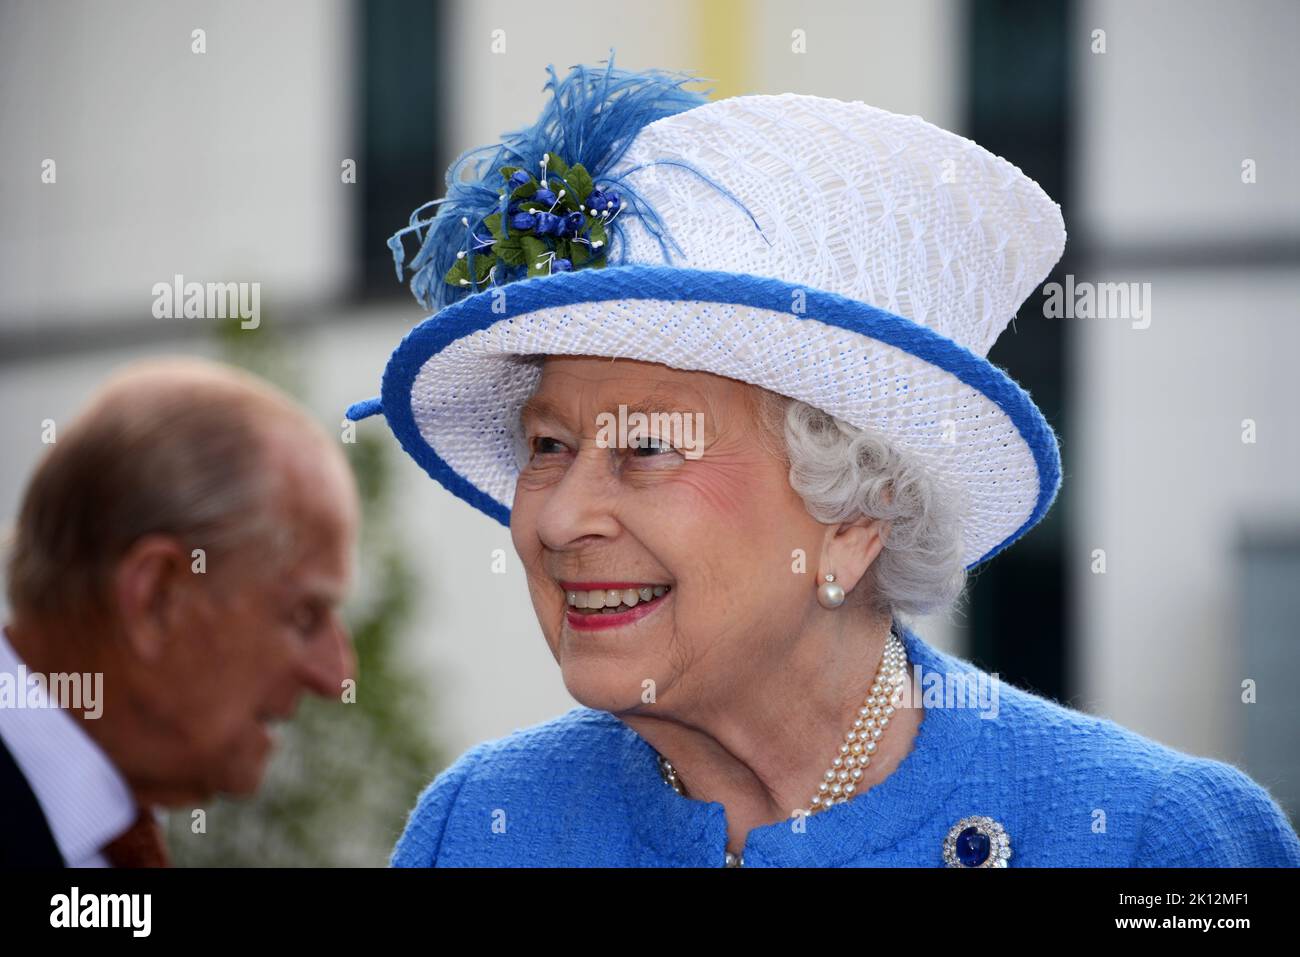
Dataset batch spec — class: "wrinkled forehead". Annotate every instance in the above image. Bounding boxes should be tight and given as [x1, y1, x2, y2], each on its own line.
[520, 357, 740, 430]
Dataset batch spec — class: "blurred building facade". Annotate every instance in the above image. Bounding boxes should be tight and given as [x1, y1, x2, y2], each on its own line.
[1, 0, 1295, 833]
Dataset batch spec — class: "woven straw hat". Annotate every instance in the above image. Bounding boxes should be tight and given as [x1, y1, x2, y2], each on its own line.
[347, 57, 1066, 570]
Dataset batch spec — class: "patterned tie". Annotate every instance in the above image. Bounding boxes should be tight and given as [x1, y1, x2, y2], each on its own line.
[103, 807, 171, 868]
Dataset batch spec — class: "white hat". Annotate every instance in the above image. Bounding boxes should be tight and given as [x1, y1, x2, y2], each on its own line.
[348, 56, 1066, 569]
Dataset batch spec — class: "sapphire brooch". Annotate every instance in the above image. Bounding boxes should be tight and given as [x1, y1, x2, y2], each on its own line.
[943, 815, 1012, 868]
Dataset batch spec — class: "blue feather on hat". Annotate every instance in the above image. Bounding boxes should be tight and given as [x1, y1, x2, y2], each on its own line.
[388, 50, 724, 314]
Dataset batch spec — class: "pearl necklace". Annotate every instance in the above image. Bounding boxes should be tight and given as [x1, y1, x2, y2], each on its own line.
[656, 625, 909, 866]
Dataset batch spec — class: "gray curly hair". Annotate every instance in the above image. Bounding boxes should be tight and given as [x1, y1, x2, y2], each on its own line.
[743, 385, 968, 620]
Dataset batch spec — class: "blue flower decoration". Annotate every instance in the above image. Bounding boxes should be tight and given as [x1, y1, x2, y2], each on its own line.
[384, 51, 771, 307]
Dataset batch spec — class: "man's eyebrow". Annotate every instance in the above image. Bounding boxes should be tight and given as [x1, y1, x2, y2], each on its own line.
[283, 569, 348, 603]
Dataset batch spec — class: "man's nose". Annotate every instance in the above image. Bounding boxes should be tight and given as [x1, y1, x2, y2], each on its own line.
[301, 614, 356, 699]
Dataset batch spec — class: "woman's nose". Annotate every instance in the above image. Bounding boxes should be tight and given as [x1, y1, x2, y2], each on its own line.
[532, 442, 623, 548]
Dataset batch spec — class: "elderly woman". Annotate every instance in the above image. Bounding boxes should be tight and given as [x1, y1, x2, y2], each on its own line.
[348, 59, 1300, 867]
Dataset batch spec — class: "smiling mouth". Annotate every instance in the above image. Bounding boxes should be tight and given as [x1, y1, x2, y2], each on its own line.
[565, 584, 672, 615]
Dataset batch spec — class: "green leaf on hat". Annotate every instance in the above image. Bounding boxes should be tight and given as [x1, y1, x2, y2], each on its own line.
[544, 153, 569, 178]
[493, 236, 526, 266]
[443, 254, 493, 288]
[443, 258, 469, 287]
[564, 164, 595, 205]
[554, 189, 581, 214]
[521, 235, 549, 277]
[470, 253, 493, 283]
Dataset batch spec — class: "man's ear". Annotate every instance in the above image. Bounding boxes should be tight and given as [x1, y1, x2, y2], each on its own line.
[113, 534, 189, 661]
[820, 515, 889, 595]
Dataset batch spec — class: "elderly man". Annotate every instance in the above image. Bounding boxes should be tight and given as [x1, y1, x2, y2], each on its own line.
[0, 357, 360, 867]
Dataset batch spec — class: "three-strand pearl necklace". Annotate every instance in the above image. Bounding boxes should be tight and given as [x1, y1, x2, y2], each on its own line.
[656, 626, 910, 864]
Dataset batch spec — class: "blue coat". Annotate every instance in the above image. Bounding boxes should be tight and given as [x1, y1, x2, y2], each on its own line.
[391, 621, 1300, 867]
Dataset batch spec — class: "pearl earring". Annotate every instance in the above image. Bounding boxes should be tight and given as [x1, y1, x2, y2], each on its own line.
[817, 572, 845, 609]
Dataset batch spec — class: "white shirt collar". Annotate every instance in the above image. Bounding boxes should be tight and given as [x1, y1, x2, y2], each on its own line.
[0, 625, 137, 866]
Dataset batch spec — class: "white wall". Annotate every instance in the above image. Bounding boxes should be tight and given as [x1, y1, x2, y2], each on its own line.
[1072, 0, 1300, 759]
[0, 0, 356, 331]
[1072, 268, 1300, 753]
[441, 0, 961, 157]
[1074, 0, 1299, 245]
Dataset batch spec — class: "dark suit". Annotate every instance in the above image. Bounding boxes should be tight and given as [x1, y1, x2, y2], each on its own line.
[0, 731, 65, 867]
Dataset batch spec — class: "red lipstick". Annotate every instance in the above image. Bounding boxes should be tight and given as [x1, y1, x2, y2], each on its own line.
[564, 586, 673, 632]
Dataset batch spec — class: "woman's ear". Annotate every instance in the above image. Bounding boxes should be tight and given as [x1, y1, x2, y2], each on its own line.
[820, 516, 889, 595]
[112, 534, 190, 661]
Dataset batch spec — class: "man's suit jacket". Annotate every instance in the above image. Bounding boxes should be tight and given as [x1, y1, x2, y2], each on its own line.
[0, 731, 65, 867]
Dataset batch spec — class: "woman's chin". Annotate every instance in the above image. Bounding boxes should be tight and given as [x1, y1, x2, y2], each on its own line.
[559, 661, 653, 714]
[556, 608, 676, 710]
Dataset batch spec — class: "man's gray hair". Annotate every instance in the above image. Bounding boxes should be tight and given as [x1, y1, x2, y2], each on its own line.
[4, 357, 339, 627]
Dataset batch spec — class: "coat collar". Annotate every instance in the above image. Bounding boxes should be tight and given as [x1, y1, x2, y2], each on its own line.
[609, 620, 987, 866]
[0, 626, 137, 866]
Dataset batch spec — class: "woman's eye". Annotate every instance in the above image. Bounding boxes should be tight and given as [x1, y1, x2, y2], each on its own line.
[630, 434, 677, 456]
[531, 436, 567, 456]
